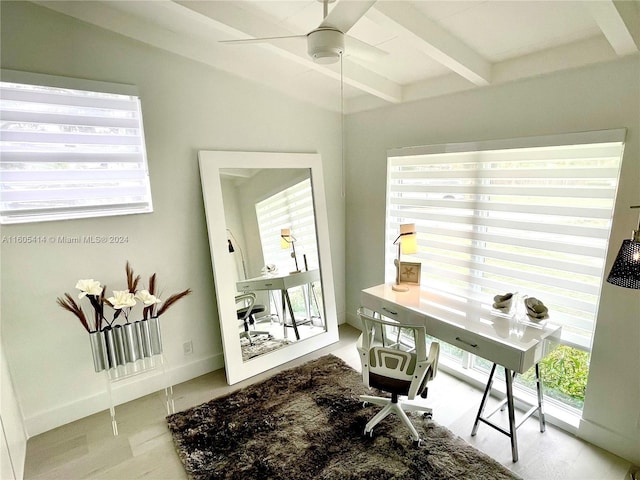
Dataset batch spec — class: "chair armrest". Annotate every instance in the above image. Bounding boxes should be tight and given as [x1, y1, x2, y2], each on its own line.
[235, 292, 256, 322]
[407, 342, 440, 399]
[235, 292, 256, 308]
[426, 342, 440, 381]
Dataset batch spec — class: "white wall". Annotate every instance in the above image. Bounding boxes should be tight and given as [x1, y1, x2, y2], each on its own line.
[345, 56, 640, 465]
[0, 0, 345, 442]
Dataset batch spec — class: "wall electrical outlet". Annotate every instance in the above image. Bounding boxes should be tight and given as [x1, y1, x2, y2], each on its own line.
[183, 340, 193, 356]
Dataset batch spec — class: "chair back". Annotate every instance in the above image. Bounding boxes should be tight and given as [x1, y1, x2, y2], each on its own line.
[235, 292, 256, 321]
[357, 308, 439, 400]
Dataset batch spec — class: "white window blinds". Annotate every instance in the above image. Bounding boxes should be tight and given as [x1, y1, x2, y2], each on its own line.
[0, 70, 153, 224]
[255, 178, 318, 273]
[386, 130, 626, 350]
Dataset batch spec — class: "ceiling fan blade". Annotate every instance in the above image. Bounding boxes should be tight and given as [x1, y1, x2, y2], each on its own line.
[220, 34, 306, 45]
[344, 35, 387, 61]
[319, 0, 377, 34]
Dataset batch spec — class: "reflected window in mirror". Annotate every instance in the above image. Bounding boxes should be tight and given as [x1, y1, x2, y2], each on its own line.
[255, 177, 318, 275]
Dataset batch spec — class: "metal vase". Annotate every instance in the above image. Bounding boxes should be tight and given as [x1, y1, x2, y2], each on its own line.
[89, 331, 106, 372]
[133, 320, 145, 359]
[103, 327, 118, 369]
[149, 316, 163, 355]
[140, 318, 153, 357]
[122, 322, 140, 363]
[112, 325, 127, 366]
[89, 318, 164, 373]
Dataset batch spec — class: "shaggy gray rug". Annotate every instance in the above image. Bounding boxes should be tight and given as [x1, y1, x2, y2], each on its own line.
[240, 334, 291, 361]
[166, 354, 520, 480]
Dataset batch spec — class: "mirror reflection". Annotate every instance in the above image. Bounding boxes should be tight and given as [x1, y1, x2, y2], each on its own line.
[220, 168, 326, 362]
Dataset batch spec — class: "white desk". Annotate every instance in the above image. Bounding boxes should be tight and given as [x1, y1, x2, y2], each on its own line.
[361, 283, 562, 462]
[237, 269, 321, 340]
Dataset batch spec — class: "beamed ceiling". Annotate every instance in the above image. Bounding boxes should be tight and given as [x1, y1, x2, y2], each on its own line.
[35, 0, 640, 113]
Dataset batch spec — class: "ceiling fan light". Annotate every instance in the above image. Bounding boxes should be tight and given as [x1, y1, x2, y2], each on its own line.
[307, 28, 344, 64]
[313, 52, 341, 64]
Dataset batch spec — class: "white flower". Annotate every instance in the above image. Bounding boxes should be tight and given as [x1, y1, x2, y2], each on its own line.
[107, 290, 137, 309]
[75, 279, 103, 298]
[135, 290, 161, 306]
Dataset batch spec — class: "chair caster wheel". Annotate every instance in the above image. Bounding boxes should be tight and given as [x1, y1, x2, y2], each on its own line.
[413, 439, 422, 447]
[423, 412, 433, 419]
[362, 401, 369, 408]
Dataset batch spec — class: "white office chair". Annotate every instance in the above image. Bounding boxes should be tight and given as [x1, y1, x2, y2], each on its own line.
[357, 308, 440, 446]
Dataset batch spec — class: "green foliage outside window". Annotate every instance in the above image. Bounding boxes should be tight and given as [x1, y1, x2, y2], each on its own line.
[520, 345, 590, 410]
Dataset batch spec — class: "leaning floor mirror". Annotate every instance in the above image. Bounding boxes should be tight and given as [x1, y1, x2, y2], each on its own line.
[199, 151, 339, 384]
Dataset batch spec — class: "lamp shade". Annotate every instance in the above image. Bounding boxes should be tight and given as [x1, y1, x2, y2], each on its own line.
[606, 239, 640, 289]
[281, 228, 292, 249]
[399, 223, 417, 255]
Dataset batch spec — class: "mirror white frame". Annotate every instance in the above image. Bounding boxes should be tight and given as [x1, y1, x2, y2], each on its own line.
[199, 150, 339, 384]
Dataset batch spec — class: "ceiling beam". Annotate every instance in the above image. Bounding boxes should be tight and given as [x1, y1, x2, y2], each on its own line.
[178, 0, 402, 103]
[341, 59, 402, 103]
[586, 0, 639, 56]
[368, 2, 491, 86]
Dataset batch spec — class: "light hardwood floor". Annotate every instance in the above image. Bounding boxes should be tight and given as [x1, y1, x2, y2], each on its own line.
[23, 325, 633, 480]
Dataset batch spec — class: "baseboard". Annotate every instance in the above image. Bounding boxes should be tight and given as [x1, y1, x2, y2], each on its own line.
[24, 353, 224, 438]
[578, 418, 640, 467]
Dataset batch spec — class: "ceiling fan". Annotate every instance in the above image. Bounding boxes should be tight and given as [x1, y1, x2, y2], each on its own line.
[220, 0, 381, 64]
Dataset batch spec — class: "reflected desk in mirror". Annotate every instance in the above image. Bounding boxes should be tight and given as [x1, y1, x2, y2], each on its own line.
[237, 269, 322, 341]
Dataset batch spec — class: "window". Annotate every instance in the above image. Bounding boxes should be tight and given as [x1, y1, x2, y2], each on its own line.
[255, 178, 318, 273]
[0, 70, 152, 224]
[386, 130, 626, 413]
[386, 130, 626, 351]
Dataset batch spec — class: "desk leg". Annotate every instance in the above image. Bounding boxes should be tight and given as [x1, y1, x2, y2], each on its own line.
[164, 385, 175, 415]
[282, 292, 287, 339]
[472, 363, 519, 462]
[535, 363, 546, 432]
[472, 363, 496, 436]
[310, 283, 323, 327]
[283, 290, 300, 340]
[270, 290, 282, 324]
[303, 284, 313, 326]
[504, 367, 519, 463]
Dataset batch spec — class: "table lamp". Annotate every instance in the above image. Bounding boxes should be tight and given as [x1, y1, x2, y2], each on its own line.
[606, 205, 640, 290]
[392, 223, 417, 292]
[281, 228, 300, 274]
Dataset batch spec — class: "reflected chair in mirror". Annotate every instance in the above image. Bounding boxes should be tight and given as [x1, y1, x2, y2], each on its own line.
[235, 293, 269, 345]
[357, 308, 440, 446]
